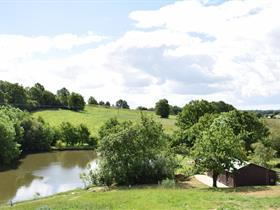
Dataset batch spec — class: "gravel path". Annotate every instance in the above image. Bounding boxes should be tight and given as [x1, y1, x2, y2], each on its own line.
[194, 174, 228, 188]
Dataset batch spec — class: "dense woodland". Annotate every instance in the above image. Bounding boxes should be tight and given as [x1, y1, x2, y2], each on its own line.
[1, 80, 280, 188]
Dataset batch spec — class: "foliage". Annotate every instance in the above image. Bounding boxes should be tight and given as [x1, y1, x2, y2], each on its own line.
[249, 141, 276, 168]
[172, 113, 218, 154]
[20, 117, 54, 152]
[192, 114, 245, 187]
[0, 113, 20, 165]
[99, 101, 105, 106]
[105, 101, 110, 107]
[161, 179, 176, 188]
[223, 110, 269, 152]
[115, 99, 130, 109]
[59, 122, 95, 147]
[68, 92, 85, 111]
[88, 96, 98, 105]
[137, 106, 148, 111]
[57, 87, 70, 108]
[92, 116, 176, 186]
[177, 100, 235, 129]
[169, 105, 182, 115]
[60, 122, 80, 146]
[155, 99, 170, 118]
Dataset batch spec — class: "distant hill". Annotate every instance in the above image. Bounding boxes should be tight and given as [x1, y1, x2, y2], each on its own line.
[33, 105, 177, 135]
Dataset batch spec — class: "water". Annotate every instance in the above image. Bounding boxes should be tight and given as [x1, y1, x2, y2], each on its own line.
[0, 150, 97, 204]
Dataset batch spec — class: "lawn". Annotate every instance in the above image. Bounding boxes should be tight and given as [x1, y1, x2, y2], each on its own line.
[33, 106, 177, 135]
[3, 178, 280, 210]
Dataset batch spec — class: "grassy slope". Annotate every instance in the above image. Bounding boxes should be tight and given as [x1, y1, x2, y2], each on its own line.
[33, 106, 176, 135]
[4, 179, 280, 210]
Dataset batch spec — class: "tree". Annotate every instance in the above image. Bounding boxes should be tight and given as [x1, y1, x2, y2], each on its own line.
[92, 116, 176, 186]
[137, 106, 148, 111]
[0, 90, 6, 105]
[60, 122, 79, 146]
[28, 83, 45, 106]
[177, 100, 235, 129]
[105, 101, 110, 107]
[170, 105, 182, 115]
[57, 87, 70, 108]
[155, 99, 170, 118]
[68, 92, 85, 111]
[224, 110, 269, 152]
[77, 124, 91, 145]
[249, 142, 276, 168]
[192, 114, 245, 187]
[20, 117, 54, 152]
[88, 96, 98, 105]
[99, 101, 105, 106]
[116, 99, 129, 109]
[0, 113, 20, 165]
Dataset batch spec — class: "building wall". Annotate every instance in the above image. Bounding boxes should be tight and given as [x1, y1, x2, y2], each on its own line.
[234, 164, 277, 187]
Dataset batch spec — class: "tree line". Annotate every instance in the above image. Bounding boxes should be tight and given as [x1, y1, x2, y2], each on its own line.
[0, 81, 85, 111]
[0, 106, 96, 167]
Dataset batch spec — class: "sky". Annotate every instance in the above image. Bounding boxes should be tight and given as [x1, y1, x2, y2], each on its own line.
[0, 0, 280, 109]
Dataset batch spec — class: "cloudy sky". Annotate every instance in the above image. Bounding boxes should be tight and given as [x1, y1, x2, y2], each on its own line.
[0, 0, 280, 109]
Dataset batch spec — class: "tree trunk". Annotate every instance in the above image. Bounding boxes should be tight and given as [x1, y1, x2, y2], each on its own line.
[212, 171, 218, 188]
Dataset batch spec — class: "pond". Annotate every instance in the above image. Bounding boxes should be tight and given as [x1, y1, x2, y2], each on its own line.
[0, 150, 97, 204]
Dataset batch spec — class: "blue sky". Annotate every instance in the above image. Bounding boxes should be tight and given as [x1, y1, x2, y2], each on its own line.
[0, 0, 175, 36]
[0, 0, 280, 109]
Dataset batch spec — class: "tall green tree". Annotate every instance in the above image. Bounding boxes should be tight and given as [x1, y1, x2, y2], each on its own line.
[192, 114, 245, 187]
[57, 87, 70, 108]
[116, 99, 129, 109]
[88, 96, 98, 105]
[68, 92, 85, 111]
[155, 99, 170, 118]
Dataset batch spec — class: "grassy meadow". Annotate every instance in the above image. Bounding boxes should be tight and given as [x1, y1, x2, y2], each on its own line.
[33, 105, 177, 135]
[3, 178, 280, 210]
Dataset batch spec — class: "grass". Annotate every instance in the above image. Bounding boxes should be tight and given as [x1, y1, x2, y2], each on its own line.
[3, 178, 280, 210]
[33, 106, 177, 135]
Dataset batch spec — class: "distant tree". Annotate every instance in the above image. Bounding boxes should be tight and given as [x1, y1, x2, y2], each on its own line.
[88, 96, 98, 105]
[155, 99, 170, 118]
[28, 83, 45, 106]
[7, 83, 28, 110]
[60, 122, 79, 146]
[105, 101, 111, 107]
[77, 124, 91, 145]
[169, 105, 182, 115]
[57, 87, 70, 108]
[116, 99, 129, 109]
[192, 114, 245, 187]
[68, 92, 85, 111]
[99, 101, 105, 106]
[137, 106, 148, 111]
[42, 90, 59, 107]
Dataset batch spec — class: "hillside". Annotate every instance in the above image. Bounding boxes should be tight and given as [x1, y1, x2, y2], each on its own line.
[33, 106, 177, 135]
[3, 178, 280, 210]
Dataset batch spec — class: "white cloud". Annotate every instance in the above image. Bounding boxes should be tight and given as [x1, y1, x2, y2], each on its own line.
[1, 0, 280, 109]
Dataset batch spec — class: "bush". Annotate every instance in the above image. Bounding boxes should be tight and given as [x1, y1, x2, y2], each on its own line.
[161, 179, 176, 188]
[20, 117, 54, 152]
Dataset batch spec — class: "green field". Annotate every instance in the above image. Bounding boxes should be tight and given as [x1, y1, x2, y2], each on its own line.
[3, 178, 280, 210]
[33, 106, 177, 135]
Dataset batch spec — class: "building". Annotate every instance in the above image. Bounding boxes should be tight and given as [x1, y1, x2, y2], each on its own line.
[208, 162, 277, 187]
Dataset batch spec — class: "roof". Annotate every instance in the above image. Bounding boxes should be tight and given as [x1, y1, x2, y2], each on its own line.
[227, 160, 249, 172]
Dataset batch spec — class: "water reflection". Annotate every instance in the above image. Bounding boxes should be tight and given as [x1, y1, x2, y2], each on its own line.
[0, 151, 96, 204]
